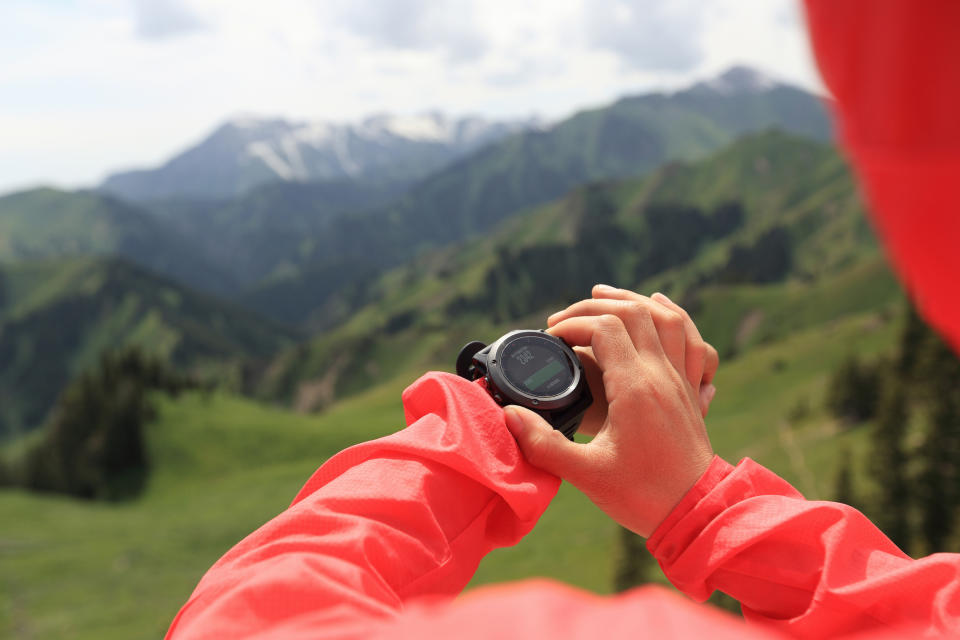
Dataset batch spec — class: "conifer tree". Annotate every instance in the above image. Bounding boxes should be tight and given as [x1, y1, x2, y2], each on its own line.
[826, 355, 879, 424]
[613, 525, 652, 593]
[871, 375, 912, 551]
[833, 447, 858, 509]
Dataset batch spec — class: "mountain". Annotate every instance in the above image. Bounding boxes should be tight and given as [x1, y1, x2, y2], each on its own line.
[0, 257, 293, 439]
[240, 67, 834, 328]
[101, 113, 533, 202]
[146, 177, 410, 285]
[0, 188, 237, 295]
[252, 131, 899, 412]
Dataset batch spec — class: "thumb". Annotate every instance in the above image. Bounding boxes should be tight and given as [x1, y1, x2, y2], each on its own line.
[504, 405, 588, 480]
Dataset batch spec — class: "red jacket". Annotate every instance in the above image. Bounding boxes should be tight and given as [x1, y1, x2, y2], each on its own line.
[168, 1, 960, 637]
[166, 373, 960, 639]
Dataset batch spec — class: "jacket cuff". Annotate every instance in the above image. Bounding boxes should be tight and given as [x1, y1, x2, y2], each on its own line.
[646, 456, 734, 560]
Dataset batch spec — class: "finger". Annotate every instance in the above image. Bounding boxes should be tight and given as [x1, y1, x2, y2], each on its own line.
[589, 287, 691, 381]
[573, 346, 608, 437]
[548, 298, 685, 376]
[591, 283, 636, 301]
[702, 343, 719, 385]
[504, 405, 592, 484]
[699, 384, 717, 418]
[548, 315, 657, 406]
[547, 314, 654, 370]
[651, 292, 708, 389]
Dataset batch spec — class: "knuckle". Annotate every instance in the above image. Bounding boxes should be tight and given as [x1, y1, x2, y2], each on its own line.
[522, 430, 549, 465]
[627, 301, 652, 321]
[706, 343, 719, 361]
[597, 313, 624, 332]
[662, 310, 684, 333]
[687, 343, 706, 364]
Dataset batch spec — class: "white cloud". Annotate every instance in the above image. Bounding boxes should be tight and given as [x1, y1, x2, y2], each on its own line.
[0, 0, 822, 193]
[133, 0, 207, 40]
[583, 0, 706, 72]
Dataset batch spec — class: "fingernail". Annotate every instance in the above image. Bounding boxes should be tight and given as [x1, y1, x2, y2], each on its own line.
[547, 312, 558, 326]
[653, 292, 673, 304]
[706, 384, 717, 402]
[594, 283, 614, 292]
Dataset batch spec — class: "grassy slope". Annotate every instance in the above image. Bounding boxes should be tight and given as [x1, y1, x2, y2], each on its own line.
[0, 257, 293, 439]
[0, 270, 904, 639]
[258, 132, 880, 410]
[0, 188, 234, 295]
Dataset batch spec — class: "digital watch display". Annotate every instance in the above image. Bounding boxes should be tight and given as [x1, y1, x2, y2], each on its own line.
[456, 330, 593, 440]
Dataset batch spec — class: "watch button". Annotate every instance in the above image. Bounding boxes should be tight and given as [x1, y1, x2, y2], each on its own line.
[493, 393, 504, 404]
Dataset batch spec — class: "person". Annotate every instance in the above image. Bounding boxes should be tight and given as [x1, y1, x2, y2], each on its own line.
[165, 1, 960, 638]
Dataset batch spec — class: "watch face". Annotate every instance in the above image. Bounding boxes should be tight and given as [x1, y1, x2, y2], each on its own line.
[500, 335, 575, 397]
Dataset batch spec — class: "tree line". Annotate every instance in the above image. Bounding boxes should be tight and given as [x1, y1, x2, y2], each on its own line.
[0, 347, 197, 501]
[829, 306, 960, 554]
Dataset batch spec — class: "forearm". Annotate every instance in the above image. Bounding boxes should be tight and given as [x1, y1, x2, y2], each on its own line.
[166, 372, 560, 639]
[648, 457, 960, 637]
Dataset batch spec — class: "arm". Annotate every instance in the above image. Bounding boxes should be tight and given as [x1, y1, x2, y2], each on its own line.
[648, 457, 960, 637]
[165, 372, 560, 640]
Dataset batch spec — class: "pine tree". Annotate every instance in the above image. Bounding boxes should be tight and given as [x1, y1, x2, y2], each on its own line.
[903, 314, 960, 552]
[833, 447, 858, 510]
[20, 347, 194, 500]
[826, 355, 880, 424]
[613, 525, 652, 592]
[870, 374, 912, 551]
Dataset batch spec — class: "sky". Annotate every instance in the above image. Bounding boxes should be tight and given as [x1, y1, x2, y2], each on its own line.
[0, 0, 823, 194]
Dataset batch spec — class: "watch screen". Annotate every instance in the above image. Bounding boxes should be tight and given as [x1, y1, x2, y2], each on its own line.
[500, 335, 575, 397]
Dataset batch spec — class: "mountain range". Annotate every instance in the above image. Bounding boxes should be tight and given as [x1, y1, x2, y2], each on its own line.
[101, 113, 534, 202]
[0, 66, 840, 437]
[253, 130, 895, 412]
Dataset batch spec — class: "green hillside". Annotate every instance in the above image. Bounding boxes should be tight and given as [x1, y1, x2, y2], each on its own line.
[257, 131, 892, 412]
[0, 188, 236, 295]
[0, 294, 903, 639]
[0, 131, 916, 640]
[0, 257, 293, 439]
[239, 83, 830, 327]
[143, 177, 409, 285]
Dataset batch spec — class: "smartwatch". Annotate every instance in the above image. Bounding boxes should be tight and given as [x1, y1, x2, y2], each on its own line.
[456, 329, 593, 440]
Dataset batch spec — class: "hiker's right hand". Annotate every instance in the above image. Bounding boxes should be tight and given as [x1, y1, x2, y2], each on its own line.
[547, 286, 719, 438]
[506, 306, 714, 537]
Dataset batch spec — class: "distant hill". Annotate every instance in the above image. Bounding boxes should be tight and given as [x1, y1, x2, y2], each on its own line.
[0, 188, 237, 295]
[101, 113, 533, 202]
[146, 177, 411, 285]
[253, 131, 898, 412]
[241, 67, 834, 328]
[0, 257, 293, 439]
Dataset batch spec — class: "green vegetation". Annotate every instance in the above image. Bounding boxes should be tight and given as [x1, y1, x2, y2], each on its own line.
[0, 299, 903, 638]
[258, 131, 890, 412]
[0, 258, 293, 439]
[830, 309, 960, 556]
[5, 348, 196, 500]
[0, 188, 234, 294]
[0, 126, 929, 637]
[239, 87, 830, 327]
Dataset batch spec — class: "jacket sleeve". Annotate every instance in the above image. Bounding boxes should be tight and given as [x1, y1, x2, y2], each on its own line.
[165, 372, 560, 640]
[647, 456, 960, 638]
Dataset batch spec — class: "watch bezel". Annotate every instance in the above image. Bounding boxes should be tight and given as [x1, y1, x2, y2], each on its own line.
[485, 330, 583, 411]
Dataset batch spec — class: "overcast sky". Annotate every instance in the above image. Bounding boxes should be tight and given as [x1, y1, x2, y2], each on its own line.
[0, 0, 823, 194]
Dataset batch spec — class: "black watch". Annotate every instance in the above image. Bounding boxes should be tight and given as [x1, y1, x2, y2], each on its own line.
[456, 329, 593, 440]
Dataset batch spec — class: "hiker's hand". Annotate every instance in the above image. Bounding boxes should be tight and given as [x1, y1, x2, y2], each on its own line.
[510, 298, 714, 537]
[546, 286, 719, 437]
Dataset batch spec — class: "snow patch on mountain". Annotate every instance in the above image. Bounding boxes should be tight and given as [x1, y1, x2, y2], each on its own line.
[690, 66, 783, 95]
